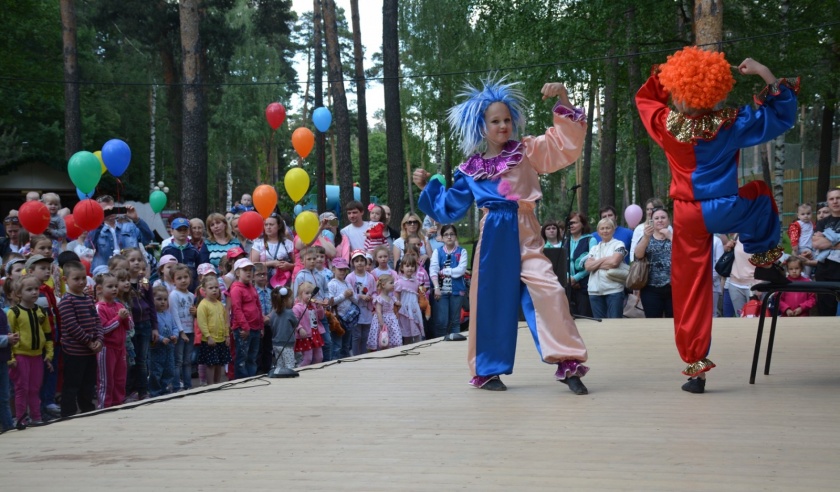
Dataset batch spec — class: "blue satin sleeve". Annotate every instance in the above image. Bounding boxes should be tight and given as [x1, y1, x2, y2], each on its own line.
[723, 85, 797, 152]
[418, 172, 475, 224]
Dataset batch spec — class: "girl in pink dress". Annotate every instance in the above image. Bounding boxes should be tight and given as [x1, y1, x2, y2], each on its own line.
[366, 274, 402, 351]
[395, 254, 424, 345]
[293, 282, 325, 367]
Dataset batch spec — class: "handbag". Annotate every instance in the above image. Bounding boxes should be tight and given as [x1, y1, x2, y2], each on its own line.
[625, 257, 650, 290]
[338, 302, 361, 327]
[378, 321, 390, 349]
[605, 262, 630, 284]
[715, 250, 735, 277]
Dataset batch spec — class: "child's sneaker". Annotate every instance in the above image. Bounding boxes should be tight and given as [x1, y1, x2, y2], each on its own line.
[14, 418, 27, 430]
[44, 403, 61, 417]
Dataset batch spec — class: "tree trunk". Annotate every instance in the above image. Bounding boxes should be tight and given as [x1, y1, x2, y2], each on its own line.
[149, 84, 157, 192]
[693, 0, 723, 50]
[313, 0, 327, 213]
[581, 81, 596, 216]
[350, 0, 370, 206]
[760, 142, 772, 187]
[600, 37, 619, 209]
[60, 0, 82, 160]
[817, 96, 836, 201]
[179, 0, 207, 219]
[322, 0, 354, 221]
[161, 48, 183, 189]
[772, 0, 788, 237]
[382, 0, 405, 226]
[626, 5, 654, 205]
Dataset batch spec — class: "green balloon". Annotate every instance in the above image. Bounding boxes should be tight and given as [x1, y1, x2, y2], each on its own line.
[149, 190, 167, 213]
[68, 151, 103, 194]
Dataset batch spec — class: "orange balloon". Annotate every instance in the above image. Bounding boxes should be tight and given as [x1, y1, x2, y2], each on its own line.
[253, 184, 278, 219]
[291, 127, 315, 159]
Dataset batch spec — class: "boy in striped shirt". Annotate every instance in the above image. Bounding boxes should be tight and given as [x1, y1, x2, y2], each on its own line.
[57, 261, 103, 418]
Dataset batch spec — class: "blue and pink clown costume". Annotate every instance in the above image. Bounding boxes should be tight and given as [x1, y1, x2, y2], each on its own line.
[635, 48, 799, 379]
[418, 79, 590, 390]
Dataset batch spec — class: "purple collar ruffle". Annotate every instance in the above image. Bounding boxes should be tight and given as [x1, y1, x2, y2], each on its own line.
[458, 140, 523, 180]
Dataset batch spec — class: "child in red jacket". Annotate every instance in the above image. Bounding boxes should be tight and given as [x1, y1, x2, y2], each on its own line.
[779, 257, 816, 317]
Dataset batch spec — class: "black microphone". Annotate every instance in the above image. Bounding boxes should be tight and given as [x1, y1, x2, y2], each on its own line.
[570, 184, 582, 191]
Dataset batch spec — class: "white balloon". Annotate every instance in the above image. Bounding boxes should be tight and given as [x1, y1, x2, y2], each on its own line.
[154, 186, 160, 191]
[157, 181, 164, 187]
[163, 187, 170, 193]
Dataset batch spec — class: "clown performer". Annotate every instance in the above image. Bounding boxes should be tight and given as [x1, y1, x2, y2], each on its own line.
[635, 47, 799, 394]
[412, 77, 590, 395]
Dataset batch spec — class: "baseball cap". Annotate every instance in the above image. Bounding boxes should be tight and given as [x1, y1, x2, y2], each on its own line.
[197, 263, 216, 276]
[226, 246, 246, 259]
[157, 254, 178, 269]
[4, 258, 25, 275]
[332, 257, 350, 269]
[171, 217, 190, 230]
[25, 254, 52, 270]
[319, 212, 337, 222]
[234, 258, 255, 271]
[350, 249, 367, 261]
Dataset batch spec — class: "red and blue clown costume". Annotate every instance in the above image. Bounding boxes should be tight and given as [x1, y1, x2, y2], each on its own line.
[636, 70, 799, 376]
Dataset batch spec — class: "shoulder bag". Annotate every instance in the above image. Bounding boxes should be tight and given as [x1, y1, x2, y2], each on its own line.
[625, 257, 650, 290]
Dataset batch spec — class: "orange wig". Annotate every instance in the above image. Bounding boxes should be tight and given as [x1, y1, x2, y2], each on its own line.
[659, 46, 735, 110]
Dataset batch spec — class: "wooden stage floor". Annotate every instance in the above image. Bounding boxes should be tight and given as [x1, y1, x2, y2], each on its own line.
[1, 317, 839, 490]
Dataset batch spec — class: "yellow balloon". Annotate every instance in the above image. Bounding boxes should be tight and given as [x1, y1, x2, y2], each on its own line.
[94, 150, 107, 175]
[284, 167, 310, 203]
[295, 211, 320, 244]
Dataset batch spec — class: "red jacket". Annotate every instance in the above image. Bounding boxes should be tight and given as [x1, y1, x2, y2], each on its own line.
[229, 281, 263, 330]
[778, 276, 817, 316]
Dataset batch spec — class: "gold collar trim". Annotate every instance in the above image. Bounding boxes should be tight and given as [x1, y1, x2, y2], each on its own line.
[666, 108, 739, 144]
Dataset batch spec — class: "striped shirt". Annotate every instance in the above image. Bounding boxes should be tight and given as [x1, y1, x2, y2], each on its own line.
[58, 293, 104, 356]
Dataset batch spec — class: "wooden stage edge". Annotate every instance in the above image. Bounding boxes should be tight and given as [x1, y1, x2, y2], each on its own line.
[1, 317, 839, 491]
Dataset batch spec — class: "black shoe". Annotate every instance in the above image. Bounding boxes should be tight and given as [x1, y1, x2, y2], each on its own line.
[681, 377, 706, 394]
[470, 375, 507, 391]
[444, 333, 466, 341]
[14, 419, 26, 431]
[561, 376, 589, 395]
[754, 263, 790, 284]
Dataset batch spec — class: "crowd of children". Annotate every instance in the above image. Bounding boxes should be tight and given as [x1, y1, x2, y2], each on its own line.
[0, 192, 469, 433]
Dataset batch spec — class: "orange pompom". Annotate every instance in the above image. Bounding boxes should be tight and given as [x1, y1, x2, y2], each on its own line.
[659, 46, 735, 110]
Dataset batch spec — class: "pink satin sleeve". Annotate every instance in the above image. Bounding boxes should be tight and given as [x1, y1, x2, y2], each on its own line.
[522, 107, 587, 174]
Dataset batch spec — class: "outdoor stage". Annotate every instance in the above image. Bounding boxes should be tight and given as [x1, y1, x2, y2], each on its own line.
[1, 317, 838, 490]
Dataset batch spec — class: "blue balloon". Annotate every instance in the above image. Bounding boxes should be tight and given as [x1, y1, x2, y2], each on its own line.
[76, 188, 93, 200]
[293, 204, 303, 217]
[313, 107, 332, 133]
[101, 139, 131, 177]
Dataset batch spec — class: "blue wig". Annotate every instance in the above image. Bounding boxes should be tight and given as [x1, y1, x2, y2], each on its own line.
[447, 75, 527, 156]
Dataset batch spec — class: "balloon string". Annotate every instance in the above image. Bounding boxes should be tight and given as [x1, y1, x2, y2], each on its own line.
[268, 130, 275, 183]
[116, 178, 122, 203]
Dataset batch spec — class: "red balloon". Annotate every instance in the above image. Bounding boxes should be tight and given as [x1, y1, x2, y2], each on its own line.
[63, 214, 84, 240]
[265, 102, 286, 130]
[18, 201, 50, 235]
[238, 211, 265, 240]
[73, 199, 105, 231]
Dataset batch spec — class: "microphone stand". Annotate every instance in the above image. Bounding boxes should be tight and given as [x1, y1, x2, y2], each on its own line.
[562, 185, 600, 322]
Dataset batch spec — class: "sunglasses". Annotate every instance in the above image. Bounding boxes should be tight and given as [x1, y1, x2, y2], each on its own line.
[4, 217, 20, 225]
[406, 220, 420, 225]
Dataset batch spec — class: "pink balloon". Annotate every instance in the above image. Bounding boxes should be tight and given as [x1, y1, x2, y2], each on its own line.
[624, 204, 644, 229]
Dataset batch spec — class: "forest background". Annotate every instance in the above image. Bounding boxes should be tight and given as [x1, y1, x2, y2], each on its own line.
[1, 0, 839, 236]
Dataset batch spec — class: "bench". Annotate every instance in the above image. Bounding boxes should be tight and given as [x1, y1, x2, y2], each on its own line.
[749, 281, 840, 384]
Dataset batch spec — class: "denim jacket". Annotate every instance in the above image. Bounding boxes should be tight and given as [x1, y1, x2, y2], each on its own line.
[87, 219, 154, 270]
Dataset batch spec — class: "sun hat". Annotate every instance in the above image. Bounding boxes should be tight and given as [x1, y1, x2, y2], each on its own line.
[234, 258, 255, 271]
